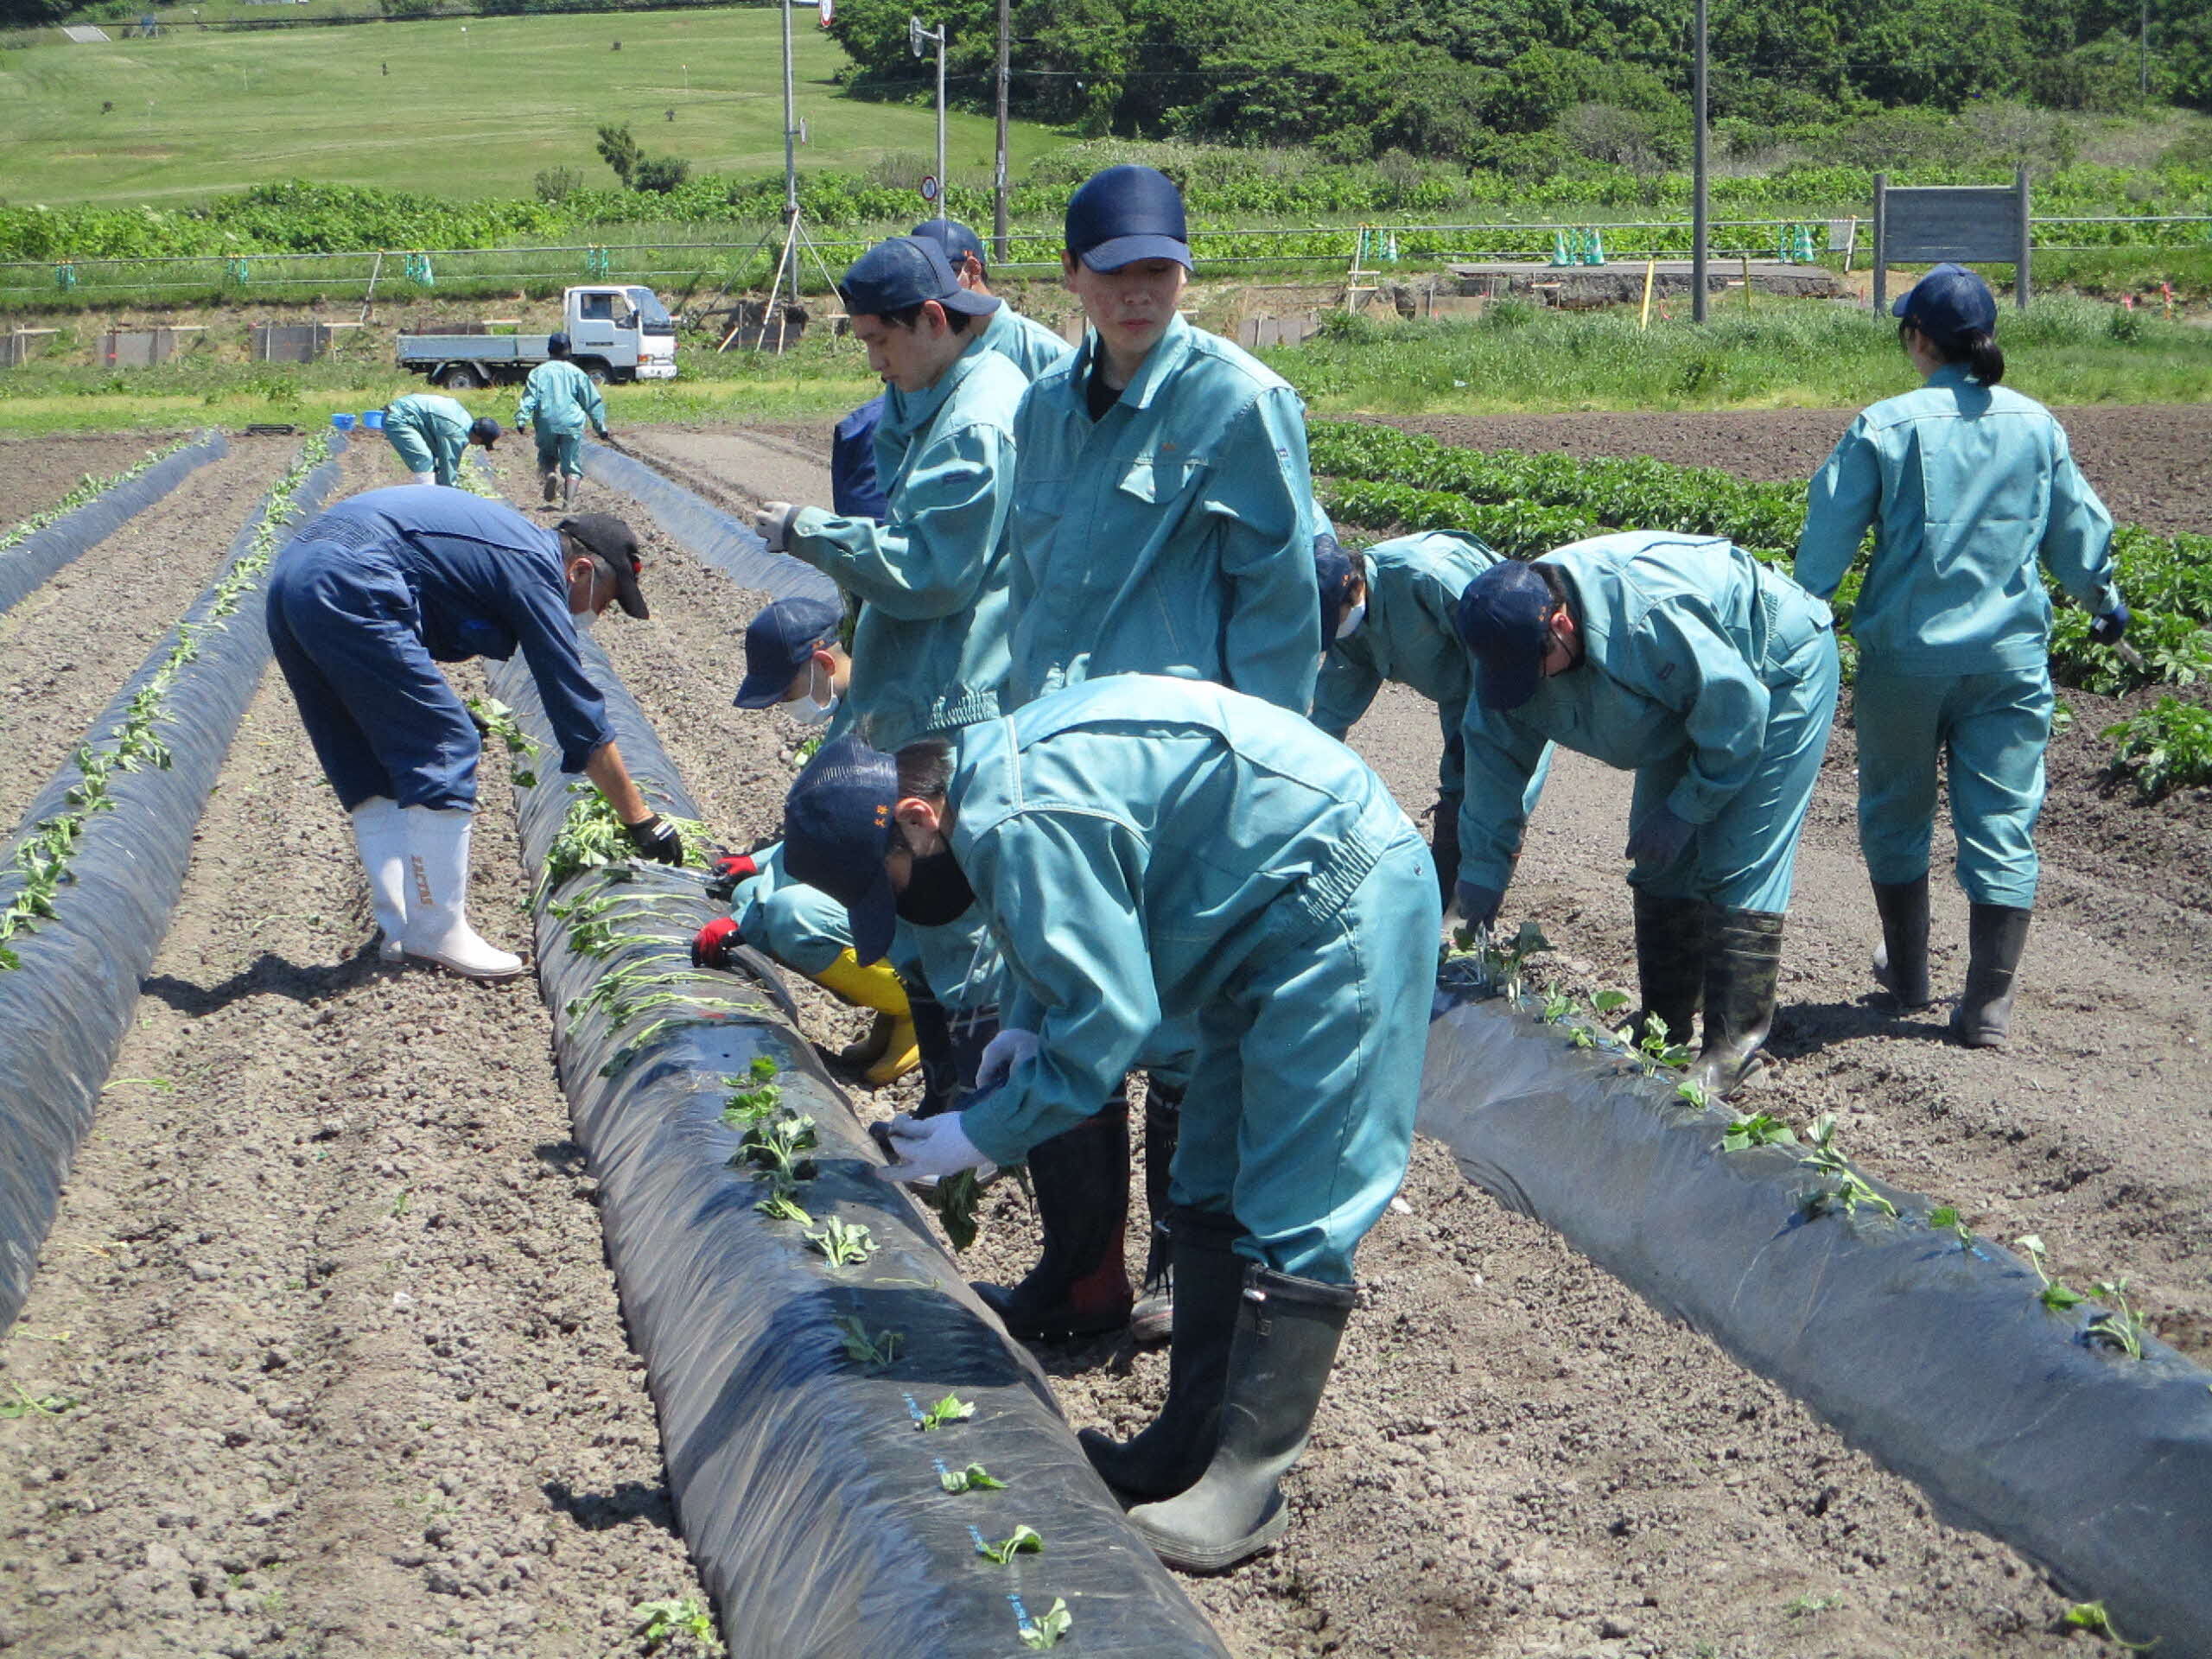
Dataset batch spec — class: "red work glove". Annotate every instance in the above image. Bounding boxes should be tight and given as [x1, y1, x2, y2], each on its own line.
[692, 916, 744, 972]
[704, 851, 759, 903]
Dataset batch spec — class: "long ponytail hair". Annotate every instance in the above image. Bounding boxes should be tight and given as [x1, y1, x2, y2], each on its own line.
[1904, 319, 2005, 385]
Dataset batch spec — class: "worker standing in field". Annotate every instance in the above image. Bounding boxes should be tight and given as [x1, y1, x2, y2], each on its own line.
[266, 488, 682, 979]
[783, 675, 1439, 1571]
[516, 333, 608, 512]
[1453, 531, 1840, 1097]
[908, 217, 1072, 380]
[381, 391, 500, 488]
[1796, 264, 2126, 1049]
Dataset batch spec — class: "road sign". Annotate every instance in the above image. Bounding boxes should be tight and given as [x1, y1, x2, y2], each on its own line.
[818, 0, 833, 24]
[919, 175, 940, 206]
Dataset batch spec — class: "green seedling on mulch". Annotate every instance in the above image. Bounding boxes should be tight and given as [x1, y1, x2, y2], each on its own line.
[2085, 1279, 2148, 1359]
[721, 1059, 784, 1125]
[600, 1006, 766, 1079]
[832, 1315, 904, 1369]
[1441, 918, 1551, 1000]
[738, 1114, 818, 1184]
[753, 1185, 812, 1225]
[463, 696, 542, 787]
[2016, 1235, 2092, 1313]
[938, 1462, 1006, 1493]
[792, 734, 825, 766]
[1539, 991, 1573, 1025]
[1721, 1112, 1797, 1153]
[1020, 1598, 1073, 1649]
[805, 1216, 878, 1269]
[0, 1384, 76, 1420]
[631, 1594, 721, 1655]
[1797, 1115, 1898, 1220]
[1928, 1205, 1975, 1249]
[1632, 1014, 1694, 1077]
[2063, 1599, 2157, 1650]
[0, 438, 195, 556]
[976, 1524, 1044, 1565]
[536, 782, 709, 902]
[914, 1392, 975, 1432]
[1675, 1077, 1711, 1112]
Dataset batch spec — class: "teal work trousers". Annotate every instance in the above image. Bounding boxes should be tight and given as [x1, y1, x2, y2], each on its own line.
[1853, 662, 2051, 909]
[384, 424, 450, 484]
[533, 429, 583, 480]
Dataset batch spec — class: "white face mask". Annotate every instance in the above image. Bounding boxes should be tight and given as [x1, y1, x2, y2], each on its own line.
[1335, 601, 1367, 640]
[784, 664, 838, 728]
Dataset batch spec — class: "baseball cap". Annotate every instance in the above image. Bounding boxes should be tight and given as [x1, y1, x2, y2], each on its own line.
[547, 331, 572, 356]
[1892, 263, 1998, 346]
[555, 512, 648, 620]
[734, 595, 844, 709]
[1313, 531, 1358, 652]
[838, 236, 999, 321]
[467, 416, 501, 448]
[1065, 165, 1192, 273]
[780, 734, 902, 965]
[1455, 561, 1554, 712]
[909, 219, 988, 276]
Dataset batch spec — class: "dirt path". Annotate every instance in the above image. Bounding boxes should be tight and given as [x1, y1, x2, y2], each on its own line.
[0, 434, 181, 532]
[0, 437, 301, 833]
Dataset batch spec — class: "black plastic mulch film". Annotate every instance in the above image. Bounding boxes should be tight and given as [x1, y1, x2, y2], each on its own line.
[0, 435, 346, 1333]
[0, 431, 228, 619]
[583, 439, 842, 607]
[486, 634, 1227, 1659]
[1424, 988, 2212, 1657]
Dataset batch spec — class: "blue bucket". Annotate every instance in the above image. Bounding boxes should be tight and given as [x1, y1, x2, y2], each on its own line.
[329, 411, 357, 431]
[362, 408, 385, 431]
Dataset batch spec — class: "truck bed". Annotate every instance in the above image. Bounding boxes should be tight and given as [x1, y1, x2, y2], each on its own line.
[396, 334, 554, 362]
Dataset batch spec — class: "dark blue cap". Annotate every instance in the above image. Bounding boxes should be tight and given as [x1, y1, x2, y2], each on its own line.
[1065, 165, 1191, 273]
[909, 218, 988, 275]
[734, 595, 842, 709]
[1892, 263, 1997, 346]
[781, 734, 902, 964]
[839, 236, 999, 321]
[1313, 531, 1358, 653]
[547, 331, 571, 356]
[1455, 561, 1554, 712]
[467, 416, 501, 447]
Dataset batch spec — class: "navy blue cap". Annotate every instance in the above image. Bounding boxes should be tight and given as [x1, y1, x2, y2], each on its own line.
[909, 218, 988, 276]
[839, 236, 999, 321]
[1313, 531, 1358, 653]
[547, 331, 571, 356]
[1065, 165, 1192, 273]
[734, 595, 843, 709]
[781, 734, 902, 964]
[467, 416, 501, 447]
[1455, 561, 1554, 712]
[1892, 263, 1997, 346]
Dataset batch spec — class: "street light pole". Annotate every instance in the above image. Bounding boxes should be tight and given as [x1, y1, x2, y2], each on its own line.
[993, 0, 1010, 263]
[1691, 0, 1709, 324]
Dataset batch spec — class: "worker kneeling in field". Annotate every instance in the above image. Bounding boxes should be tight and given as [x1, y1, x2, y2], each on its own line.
[381, 391, 500, 488]
[780, 676, 1439, 1570]
[267, 487, 683, 979]
[1453, 532, 1840, 1096]
[516, 333, 609, 512]
[691, 595, 922, 1086]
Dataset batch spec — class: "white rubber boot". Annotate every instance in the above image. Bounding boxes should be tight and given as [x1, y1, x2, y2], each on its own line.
[400, 807, 524, 979]
[347, 796, 410, 963]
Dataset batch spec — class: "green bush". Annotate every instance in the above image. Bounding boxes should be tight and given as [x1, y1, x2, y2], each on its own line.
[2104, 697, 2212, 798]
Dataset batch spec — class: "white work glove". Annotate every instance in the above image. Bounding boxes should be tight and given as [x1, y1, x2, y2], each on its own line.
[754, 501, 801, 555]
[874, 1111, 990, 1185]
[975, 1027, 1040, 1092]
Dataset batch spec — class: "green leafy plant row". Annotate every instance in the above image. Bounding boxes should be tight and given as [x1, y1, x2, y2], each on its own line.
[0, 435, 200, 556]
[0, 433, 334, 969]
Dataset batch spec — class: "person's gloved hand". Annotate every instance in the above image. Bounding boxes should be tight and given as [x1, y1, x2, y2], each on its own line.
[872, 1110, 990, 1185]
[975, 1027, 1040, 1091]
[703, 851, 760, 904]
[692, 915, 742, 971]
[754, 502, 801, 555]
[1624, 802, 1697, 867]
[2090, 600, 2132, 647]
[626, 814, 684, 865]
[1452, 881, 1503, 930]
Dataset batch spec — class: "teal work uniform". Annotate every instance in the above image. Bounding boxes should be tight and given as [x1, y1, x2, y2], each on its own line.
[732, 841, 853, 976]
[1459, 532, 1840, 914]
[979, 301, 1072, 382]
[516, 359, 607, 480]
[1796, 366, 2119, 908]
[1004, 314, 1321, 715]
[1313, 530, 1551, 889]
[382, 393, 475, 486]
[951, 675, 1439, 1283]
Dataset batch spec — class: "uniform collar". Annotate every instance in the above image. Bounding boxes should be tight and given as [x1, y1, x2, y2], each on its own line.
[886, 331, 993, 431]
[1928, 362, 1980, 391]
[1070, 311, 1194, 415]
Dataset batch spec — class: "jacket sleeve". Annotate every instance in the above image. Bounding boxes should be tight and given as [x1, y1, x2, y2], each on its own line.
[1455, 698, 1547, 892]
[581, 372, 608, 436]
[785, 423, 1012, 620]
[513, 372, 540, 431]
[1213, 385, 1321, 713]
[953, 811, 1160, 1166]
[1310, 647, 1381, 740]
[2037, 423, 2120, 613]
[1620, 605, 1773, 825]
[507, 575, 616, 773]
[1796, 416, 1881, 601]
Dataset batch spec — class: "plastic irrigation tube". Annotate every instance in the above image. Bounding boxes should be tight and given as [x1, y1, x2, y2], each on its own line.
[0, 430, 227, 619]
[1421, 986, 2212, 1656]
[0, 436, 346, 1334]
[485, 639, 1228, 1659]
[582, 439, 838, 606]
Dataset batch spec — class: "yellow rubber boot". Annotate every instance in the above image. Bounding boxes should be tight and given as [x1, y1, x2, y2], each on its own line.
[808, 950, 920, 1085]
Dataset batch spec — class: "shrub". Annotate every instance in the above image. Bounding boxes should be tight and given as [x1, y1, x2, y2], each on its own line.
[631, 156, 690, 194]
[534, 167, 585, 205]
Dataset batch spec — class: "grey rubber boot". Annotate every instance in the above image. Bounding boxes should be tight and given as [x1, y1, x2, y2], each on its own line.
[1631, 890, 1706, 1047]
[1129, 1078, 1183, 1345]
[1870, 875, 1933, 1009]
[975, 1092, 1132, 1340]
[1951, 904, 2032, 1048]
[1124, 1266, 1359, 1573]
[1079, 1210, 1244, 1502]
[1685, 906, 1785, 1099]
[560, 474, 578, 511]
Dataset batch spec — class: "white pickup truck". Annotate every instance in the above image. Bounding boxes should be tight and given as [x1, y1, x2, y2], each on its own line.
[396, 285, 679, 389]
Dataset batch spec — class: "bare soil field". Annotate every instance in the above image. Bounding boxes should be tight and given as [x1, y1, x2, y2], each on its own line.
[0, 434, 180, 531]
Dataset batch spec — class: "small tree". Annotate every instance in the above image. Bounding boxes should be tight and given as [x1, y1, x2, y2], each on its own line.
[631, 156, 691, 194]
[594, 124, 640, 188]
[534, 166, 585, 204]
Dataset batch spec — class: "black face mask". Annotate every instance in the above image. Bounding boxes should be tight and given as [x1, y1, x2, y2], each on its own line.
[894, 847, 975, 927]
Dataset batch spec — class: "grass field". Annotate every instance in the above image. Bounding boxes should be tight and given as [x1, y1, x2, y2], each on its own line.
[0, 6, 1067, 206]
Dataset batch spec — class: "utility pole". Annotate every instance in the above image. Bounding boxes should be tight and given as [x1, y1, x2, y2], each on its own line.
[2141, 0, 2151, 96]
[1691, 0, 1709, 324]
[993, 0, 1010, 264]
[910, 15, 949, 226]
[782, 0, 798, 221]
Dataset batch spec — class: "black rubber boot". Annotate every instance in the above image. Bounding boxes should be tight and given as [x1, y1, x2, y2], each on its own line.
[1079, 1210, 1245, 1502]
[1631, 890, 1707, 1047]
[1686, 907, 1785, 1099]
[1429, 791, 1463, 912]
[1870, 875, 1933, 1010]
[906, 978, 955, 1118]
[1129, 1078, 1183, 1345]
[539, 469, 558, 505]
[1951, 904, 2032, 1049]
[1124, 1266, 1359, 1573]
[975, 1092, 1132, 1340]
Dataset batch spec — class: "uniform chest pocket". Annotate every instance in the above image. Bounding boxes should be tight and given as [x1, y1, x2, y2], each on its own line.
[1116, 451, 1209, 505]
[1011, 473, 1066, 554]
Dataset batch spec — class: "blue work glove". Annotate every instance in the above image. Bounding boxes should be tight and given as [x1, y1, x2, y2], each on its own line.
[1624, 802, 1697, 867]
[2089, 601, 2131, 647]
[1453, 881, 1503, 929]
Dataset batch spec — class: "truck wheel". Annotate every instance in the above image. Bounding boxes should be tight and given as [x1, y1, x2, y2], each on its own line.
[438, 364, 485, 391]
[578, 361, 610, 385]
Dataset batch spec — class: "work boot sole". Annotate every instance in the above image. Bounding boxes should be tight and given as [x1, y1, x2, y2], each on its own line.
[404, 946, 527, 981]
[1134, 1493, 1289, 1573]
